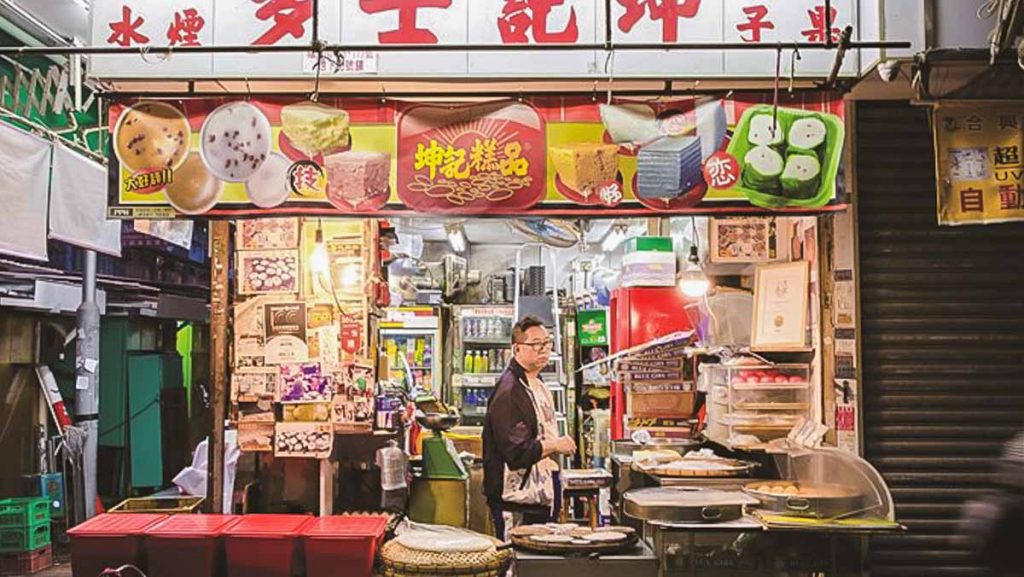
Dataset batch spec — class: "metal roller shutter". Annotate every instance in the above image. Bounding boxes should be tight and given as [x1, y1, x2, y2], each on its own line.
[856, 101, 1024, 577]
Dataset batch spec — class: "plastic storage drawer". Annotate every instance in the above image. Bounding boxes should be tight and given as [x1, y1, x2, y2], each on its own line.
[0, 545, 52, 575]
[145, 514, 239, 577]
[0, 498, 50, 528]
[0, 523, 49, 553]
[67, 513, 167, 577]
[302, 516, 389, 577]
[224, 514, 313, 577]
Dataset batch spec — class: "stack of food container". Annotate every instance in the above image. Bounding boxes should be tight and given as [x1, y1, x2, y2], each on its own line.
[0, 498, 52, 575]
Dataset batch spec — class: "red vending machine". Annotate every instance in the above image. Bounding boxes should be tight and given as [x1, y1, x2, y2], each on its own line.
[609, 286, 695, 439]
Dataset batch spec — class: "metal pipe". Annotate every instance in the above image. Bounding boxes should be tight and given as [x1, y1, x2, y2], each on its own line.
[603, 0, 612, 50]
[312, 0, 320, 47]
[826, 26, 854, 88]
[75, 249, 100, 520]
[825, 0, 833, 49]
[103, 85, 847, 100]
[0, 39, 911, 57]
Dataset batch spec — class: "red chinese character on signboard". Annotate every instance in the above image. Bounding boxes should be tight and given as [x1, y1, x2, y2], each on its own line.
[959, 188, 984, 212]
[736, 5, 773, 43]
[166, 8, 205, 47]
[801, 5, 840, 44]
[998, 185, 1022, 210]
[360, 0, 452, 44]
[108, 5, 150, 47]
[498, 0, 579, 43]
[251, 0, 312, 45]
[703, 152, 739, 189]
[617, 0, 701, 43]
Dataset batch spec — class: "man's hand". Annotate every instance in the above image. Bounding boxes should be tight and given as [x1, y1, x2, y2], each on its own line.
[541, 435, 577, 458]
[552, 436, 577, 456]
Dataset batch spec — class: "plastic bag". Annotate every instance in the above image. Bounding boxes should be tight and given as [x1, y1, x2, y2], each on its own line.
[172, 432, 239, 514]
[394, 521, 493, 552]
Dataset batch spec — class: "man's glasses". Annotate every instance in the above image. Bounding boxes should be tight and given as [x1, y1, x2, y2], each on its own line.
[517, 340, 554, 352]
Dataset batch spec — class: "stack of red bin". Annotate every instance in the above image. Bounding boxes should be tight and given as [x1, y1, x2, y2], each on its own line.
[302, 515, 389, 577]
[67, 513, 167, 577]
[145, 514, 239, 577]
[67, 512, 389, 577]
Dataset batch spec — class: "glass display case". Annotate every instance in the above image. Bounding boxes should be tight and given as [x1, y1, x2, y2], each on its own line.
[451, 305, 515, 425]
[380, 307, 442, 394]
[704, 362, 812, 447]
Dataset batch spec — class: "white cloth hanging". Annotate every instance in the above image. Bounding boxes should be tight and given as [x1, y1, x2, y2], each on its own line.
[49, 142, 122, 257]
[0, 122, 52, 261]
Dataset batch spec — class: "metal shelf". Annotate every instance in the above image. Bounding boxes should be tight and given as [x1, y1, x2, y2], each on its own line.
[463, 338, 511, 345]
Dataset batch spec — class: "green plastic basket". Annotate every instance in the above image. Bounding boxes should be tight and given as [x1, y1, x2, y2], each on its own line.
[723, 104, 845, 209]
[0, 498, 50, 528]
[0, 523, 50, 553]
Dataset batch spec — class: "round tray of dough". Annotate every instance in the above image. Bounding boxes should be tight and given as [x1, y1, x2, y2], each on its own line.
[509, 524, 639, 555]
[642, 458, 758, 478]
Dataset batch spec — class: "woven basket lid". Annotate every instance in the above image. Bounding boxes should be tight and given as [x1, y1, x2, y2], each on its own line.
[380, 536, 512, 576]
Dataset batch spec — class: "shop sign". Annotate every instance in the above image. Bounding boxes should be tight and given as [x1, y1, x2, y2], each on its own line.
[934, 102, 1024, 226]
[397, 102, 546, 213]
[577, 309, 608, 346]
[106, 93, 846, 219]
[88, 0, 860, 79]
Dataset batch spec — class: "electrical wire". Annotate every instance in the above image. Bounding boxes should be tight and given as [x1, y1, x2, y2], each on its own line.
[97, 398, 161, 437]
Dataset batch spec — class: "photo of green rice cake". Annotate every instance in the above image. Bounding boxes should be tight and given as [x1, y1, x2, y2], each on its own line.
[724, 104, 845, 209]
[747, 114, 785, 148]
[781, 154, 821, 199]
[787, 117, 827, 157]
[742, 146, 784, 194]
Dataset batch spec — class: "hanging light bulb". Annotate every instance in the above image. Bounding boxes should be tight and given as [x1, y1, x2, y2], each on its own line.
[310, 219, 330, 277]
[678, 245, 710, 297]
[678, 216, 710, 300]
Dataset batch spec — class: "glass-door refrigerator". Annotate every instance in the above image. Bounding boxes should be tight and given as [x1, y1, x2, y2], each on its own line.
[380, 307, 442, 395]
[451, 305, 514, 426]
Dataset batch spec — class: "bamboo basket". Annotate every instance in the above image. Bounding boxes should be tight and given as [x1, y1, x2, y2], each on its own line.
[380, 537, 512, 576]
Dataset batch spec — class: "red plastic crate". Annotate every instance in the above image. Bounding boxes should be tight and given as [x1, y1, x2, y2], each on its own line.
[0, 545, 52, 575]
[224, 514, 313, 577]
[303, 516, 389, 577]
[67, 513, 167, 577]
[145, 515, 239, 577]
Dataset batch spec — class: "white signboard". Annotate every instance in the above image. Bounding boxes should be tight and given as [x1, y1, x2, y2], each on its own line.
[89, 0, 863, 79]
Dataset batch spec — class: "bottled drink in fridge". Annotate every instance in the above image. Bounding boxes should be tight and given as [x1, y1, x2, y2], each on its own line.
[464, 350, 474, 374]
[473, 351, 486, 374]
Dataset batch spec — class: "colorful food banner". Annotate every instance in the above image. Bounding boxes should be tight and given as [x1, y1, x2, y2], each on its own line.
[107, 94, 846, 219]
[935, 102, 1024, 226]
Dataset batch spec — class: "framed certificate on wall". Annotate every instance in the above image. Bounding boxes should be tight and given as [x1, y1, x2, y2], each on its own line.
[751, 261, 810, 351]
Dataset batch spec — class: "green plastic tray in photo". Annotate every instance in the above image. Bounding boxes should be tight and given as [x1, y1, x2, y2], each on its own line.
[724, 104, 845, 209]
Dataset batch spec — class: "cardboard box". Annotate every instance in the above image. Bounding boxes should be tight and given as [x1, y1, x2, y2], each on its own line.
[628, 390, 695, 417]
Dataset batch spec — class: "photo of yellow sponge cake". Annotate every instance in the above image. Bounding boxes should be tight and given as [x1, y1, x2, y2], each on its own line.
[550, 142, 619, 199]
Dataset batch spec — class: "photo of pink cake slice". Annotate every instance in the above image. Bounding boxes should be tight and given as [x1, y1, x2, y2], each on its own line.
[325, 151, 391, 209]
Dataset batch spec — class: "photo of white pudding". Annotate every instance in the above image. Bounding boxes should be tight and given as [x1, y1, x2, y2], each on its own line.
[200, 101, 272, 182]
[245, 152, 292, 208]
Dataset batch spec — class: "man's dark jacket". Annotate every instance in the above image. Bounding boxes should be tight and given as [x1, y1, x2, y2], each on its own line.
[482, 358, 544, 507]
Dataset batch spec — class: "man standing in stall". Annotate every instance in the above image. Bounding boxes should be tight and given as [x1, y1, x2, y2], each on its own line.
[483, 316, 577, 539]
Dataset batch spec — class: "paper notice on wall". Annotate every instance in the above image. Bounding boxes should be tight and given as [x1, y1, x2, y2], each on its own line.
[316, 325, 340, 372]
[264, 302, 309, 365]
[834, 378, 859, 455]
[75, 376, 89, 390]
[834, 269, 856, 329]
